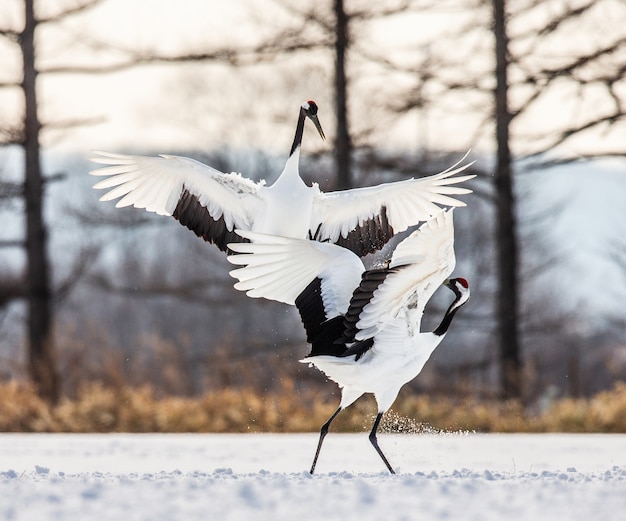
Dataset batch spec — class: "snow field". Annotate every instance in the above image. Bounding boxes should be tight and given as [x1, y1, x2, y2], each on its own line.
[1, 433, 625, 521]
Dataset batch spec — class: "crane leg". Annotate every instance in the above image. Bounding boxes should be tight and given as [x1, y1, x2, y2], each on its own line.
[309, 406, 342, 474]
[369, 412, 395, 474]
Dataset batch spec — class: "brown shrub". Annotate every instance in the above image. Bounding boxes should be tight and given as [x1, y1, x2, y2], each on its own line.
[2, 380, 626, 433]
[0, 381, 55, 432]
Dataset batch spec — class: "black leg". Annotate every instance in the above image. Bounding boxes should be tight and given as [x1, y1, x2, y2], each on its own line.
[369, 412, 395, 474]
[310, 406, 342, 474]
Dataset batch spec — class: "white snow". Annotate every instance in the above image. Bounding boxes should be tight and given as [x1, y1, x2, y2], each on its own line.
[1, 433, 625, 520]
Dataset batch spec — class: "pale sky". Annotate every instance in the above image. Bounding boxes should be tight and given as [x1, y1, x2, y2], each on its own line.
[0, 0, 624, 158]
[2, 0, 497, 155]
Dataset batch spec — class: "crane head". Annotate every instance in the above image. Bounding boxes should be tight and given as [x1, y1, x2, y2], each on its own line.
[302, 100, 326, 141]
[444, 277, 471, 306]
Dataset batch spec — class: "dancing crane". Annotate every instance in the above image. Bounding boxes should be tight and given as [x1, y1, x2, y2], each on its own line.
[89, 101, 475, 256]
[227, 209, 470, 473]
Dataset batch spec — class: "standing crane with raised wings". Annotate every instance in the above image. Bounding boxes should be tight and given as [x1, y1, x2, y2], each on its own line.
[227, 209, 470, 474]
[89, 101, 475, 257]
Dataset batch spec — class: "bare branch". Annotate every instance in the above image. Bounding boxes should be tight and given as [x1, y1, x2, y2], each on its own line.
[0, 28, 20, 43]
[268, 0, 334, 33]
[88, 271, 234, 308]
[0, 275, 24, 307]
[37, 0, 104, 25]
[525, 111, 626, 158]
[42, 116, 107, 132]
[0, 240, 25, 249]
[40, 54, 223, 75]
[0, 181, 23, 199]
[39, 47, 262, 75]
[0, 81, 21, 89]
[252, 30, 330, 58]
[350, 0, 414, 21]
[512, 0, 596, 42]
[53, 246, 99, 304]
[0, 126, 24, 146]
[38, 0, 415, 78]
[510, 83, 543, 121]
[520, 152, 626, 171]
[521, 36, 626, 85]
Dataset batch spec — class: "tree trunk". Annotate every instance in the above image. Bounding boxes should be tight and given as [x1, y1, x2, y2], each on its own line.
[333, 0, 352, 189]
[493, 0, 521, 400]
[21, 0, 59, 402]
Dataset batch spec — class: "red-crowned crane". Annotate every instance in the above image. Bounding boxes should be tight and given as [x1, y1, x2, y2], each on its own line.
[89, 101, 475, 257]
[227, 209, 470, 474]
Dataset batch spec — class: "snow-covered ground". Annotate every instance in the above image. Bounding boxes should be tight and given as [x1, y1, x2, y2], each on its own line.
[1, 433, 625, 520]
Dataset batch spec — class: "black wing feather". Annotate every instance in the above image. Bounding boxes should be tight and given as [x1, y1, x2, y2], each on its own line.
[334, 205, 394, 257]
[342, 267, 399, 344]
[295, 278, 348, 357]
[173, 187, 245, 253]
[295, 278, 326, 344]
[298, 267, 406, 362]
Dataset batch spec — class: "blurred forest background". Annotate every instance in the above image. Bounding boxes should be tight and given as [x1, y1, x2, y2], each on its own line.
[1, 0, 626, 431]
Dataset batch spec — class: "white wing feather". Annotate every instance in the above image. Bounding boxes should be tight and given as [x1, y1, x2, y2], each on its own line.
[355, 209, 456, 341]
[227, 230, 363, 314]
[89, 151, 262, 231]
[311, 152, 474, 243]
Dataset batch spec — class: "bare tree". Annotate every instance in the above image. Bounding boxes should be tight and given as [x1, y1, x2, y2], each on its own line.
[237, 0, 416, 189]
[0, 0, 61, 401]
[380, 0, 626, 400]
[333, 0, 352, 189]
[492, 0, 520, 399]
[1, 0, 271, 399]
[495, 0, 626, 400]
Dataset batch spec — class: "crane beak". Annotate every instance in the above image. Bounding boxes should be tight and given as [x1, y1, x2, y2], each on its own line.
[308, 114, 326, 141]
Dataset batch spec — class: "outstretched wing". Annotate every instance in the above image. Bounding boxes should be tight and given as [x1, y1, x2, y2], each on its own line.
[89, 151, 264, 252]
[227, 230, 364, 357]
[227, 230, 363, 311]
[310, 152, 474, 256]
[345, 209, 457, 345]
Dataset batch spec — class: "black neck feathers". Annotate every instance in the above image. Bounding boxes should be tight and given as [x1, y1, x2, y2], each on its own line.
[289, 107, 307, 157]
[433, 299, 464, 337]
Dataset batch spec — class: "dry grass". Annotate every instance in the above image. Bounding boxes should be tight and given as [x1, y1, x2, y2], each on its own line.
[1, 380, 626, 433]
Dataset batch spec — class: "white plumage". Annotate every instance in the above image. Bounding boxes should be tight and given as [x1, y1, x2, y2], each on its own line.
[89, 101, 475, 256]
[227, 209, 470, 473]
